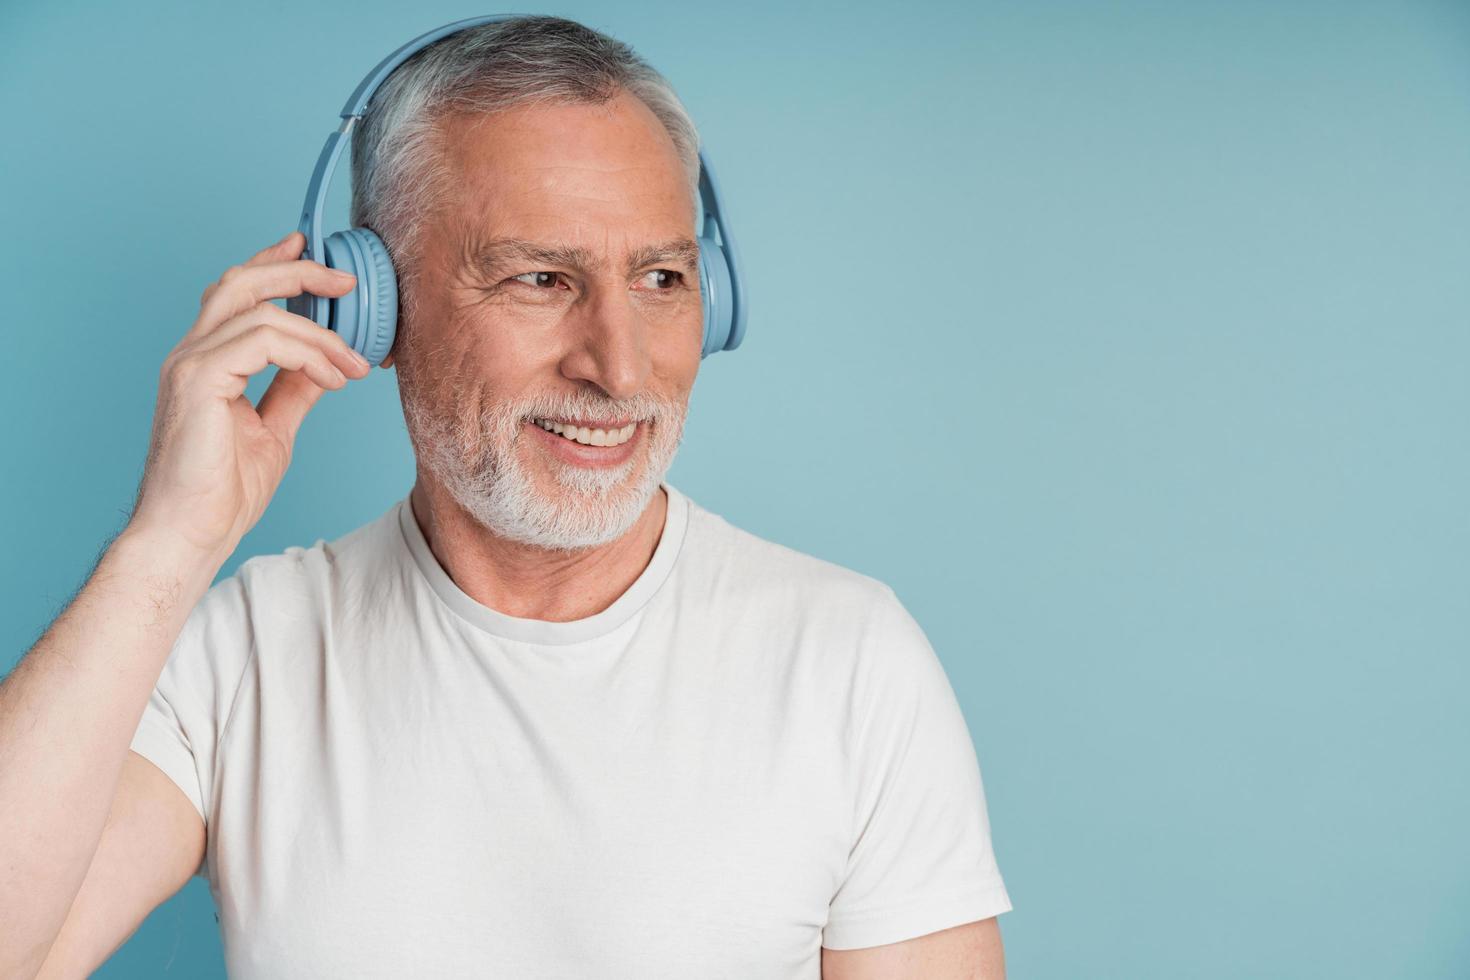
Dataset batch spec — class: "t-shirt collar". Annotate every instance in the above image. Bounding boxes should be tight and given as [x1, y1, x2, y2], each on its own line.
[396, 483, 688, 646]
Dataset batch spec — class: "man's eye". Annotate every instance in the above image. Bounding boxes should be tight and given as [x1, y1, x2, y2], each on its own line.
[640, 270, 684, 290]
[510, 271, 565, 289]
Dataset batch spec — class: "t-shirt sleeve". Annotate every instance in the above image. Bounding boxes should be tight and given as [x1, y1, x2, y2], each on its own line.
[127, 571, 254, 880]
[822, 584, 1012, 950]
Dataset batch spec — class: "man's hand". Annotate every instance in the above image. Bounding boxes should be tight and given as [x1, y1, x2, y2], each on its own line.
[128, 231, 371, 565]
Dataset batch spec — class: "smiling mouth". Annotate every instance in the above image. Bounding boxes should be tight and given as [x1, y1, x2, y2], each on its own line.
[529, 417, 640, 447]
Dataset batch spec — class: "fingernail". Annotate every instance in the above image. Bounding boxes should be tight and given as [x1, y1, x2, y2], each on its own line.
[350, 349, 370, 367]
[333, 269, 356, 281]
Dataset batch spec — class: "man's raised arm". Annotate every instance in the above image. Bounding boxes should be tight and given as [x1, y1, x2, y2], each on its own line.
[0, 232, 370, 978]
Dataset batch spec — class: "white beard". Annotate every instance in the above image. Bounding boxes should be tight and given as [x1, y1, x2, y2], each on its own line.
[400, 379, 686, 552]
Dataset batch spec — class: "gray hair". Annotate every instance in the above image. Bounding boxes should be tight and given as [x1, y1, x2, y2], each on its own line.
[348, 16, 702, 321]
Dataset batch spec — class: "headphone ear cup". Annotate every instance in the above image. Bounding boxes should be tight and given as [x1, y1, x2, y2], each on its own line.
[697, 236, 733, 359]
[322, 228, 399, 367]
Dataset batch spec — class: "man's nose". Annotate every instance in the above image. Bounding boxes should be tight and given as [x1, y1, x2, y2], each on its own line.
[559, 283, 652, 400]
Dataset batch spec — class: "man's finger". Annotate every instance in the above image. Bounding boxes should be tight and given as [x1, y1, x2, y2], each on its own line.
[244, 231, 305, 268]
[195, 233, 313, 329]
[255, 365, 328, 452]
[195, 259, 357, 336]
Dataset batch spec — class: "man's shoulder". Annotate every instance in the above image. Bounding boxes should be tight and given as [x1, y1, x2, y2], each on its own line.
[212, 497, 405, 612]
[679, 491, 898, 613]
[675, 492, 935, 677]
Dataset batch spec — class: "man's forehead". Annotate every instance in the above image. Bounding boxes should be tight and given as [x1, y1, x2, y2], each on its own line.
[468, 236, 701, 275]
[438, 96, 699, 241]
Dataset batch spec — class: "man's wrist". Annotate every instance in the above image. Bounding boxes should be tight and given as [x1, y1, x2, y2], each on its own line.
[105, 522, 229, 615]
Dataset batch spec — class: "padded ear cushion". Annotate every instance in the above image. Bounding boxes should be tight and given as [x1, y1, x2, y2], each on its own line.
[323, 228, 399, 367]
[697, 237, 733, 359]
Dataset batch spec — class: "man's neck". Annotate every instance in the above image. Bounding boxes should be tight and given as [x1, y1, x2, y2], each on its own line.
[406, 479, 668, 622]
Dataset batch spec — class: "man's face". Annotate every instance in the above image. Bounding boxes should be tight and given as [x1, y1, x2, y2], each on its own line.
[393, 90, 703, 550]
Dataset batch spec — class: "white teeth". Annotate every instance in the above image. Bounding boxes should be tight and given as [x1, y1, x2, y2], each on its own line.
[532, 419, 638, 447]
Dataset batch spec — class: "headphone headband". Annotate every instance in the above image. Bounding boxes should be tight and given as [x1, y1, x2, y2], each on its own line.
[295, 15, 523, 274]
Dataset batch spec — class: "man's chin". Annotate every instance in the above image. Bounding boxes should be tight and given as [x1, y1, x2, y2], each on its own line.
[512, 467, 660, 551]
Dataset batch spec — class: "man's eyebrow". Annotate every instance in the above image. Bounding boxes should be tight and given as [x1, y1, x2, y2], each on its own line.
[469, 237, 701, 277]
[626, 238, 701, 272]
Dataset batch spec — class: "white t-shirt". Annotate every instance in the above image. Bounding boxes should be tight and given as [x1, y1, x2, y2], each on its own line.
[129, 483, 1011, 978]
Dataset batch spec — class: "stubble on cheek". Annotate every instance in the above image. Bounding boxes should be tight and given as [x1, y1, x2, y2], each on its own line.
[399, 350, 471, 478]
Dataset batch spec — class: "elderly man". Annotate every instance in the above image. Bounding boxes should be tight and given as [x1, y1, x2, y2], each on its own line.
[0, 15, 1010, 979]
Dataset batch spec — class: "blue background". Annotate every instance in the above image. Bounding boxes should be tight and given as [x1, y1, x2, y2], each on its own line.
[3, 0, 1467, 976]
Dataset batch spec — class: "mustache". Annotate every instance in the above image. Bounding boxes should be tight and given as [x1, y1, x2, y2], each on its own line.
[501, 389, 680, 428]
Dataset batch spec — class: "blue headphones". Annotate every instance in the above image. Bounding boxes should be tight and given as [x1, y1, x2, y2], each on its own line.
[286, 14, 747, 366]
